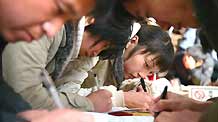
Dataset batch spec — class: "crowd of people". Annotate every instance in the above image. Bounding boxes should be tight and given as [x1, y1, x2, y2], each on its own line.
[0, 0, 218, 122]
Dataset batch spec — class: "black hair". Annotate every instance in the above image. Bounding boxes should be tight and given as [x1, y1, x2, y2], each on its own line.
[127, 25, 174, 73]
[86, 1, 135, 60]
[90, 0, 136, 21]
[85, 21, 131, 60]
[90, 0, 116, 19]
[198, 29, 213, 53]
[193, 0, 218, 52]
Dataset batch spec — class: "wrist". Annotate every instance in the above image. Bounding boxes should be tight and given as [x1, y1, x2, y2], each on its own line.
[124, 92, 131, 107]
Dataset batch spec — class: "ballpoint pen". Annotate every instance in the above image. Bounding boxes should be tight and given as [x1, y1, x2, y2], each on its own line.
[94, 73, 100, 90]
[40, 69, 64, 108]
[140, 78, 147, 92]
[154, 86, 168, 117]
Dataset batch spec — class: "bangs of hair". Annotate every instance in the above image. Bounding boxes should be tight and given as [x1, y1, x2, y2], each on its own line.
[127, 25, 174, 73]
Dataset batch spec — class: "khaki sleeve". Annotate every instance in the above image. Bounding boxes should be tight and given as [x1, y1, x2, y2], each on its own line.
[2, 29, 75, 110]
[82, 60, 115, 88]
[56, 57, 99, 111]
[102, 85, 125, 107]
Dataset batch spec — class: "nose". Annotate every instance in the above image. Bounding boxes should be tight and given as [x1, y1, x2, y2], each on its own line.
[42, 16, 67, 37]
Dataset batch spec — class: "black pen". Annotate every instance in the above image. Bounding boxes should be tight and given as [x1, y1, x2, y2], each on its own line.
[140, 78, 147, 92]
[154, 86, 168, 117]
[94, 73, 100, 90]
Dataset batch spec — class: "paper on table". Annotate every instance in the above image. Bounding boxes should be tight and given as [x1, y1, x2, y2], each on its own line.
[188, 85, 218, 101]
[86, 112, 154, 122]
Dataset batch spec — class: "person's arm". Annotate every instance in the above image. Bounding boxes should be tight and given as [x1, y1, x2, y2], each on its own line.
[17, 109, 94, 122]
[57, 57, 114, 112]
[2, 28, 76, 110]
[151, 92, 212, 122]
[56, 57, 100, 111]
[199, 102, 218, 122]
[151, 92, 212, 112]
[0, 111, 29, 122]
[191, 55, 215, 85]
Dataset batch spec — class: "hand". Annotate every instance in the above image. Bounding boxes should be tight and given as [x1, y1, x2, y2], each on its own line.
[136, 85, 145, 92]
[150, 92, 212, 113]
[208, 82, 218, 86]
[17, 109, 94, 122]
[155, 109, 202, 122]
[87, 89, 112, 112]
[183, 54, 196, 70]
[124, 91, 154, 109]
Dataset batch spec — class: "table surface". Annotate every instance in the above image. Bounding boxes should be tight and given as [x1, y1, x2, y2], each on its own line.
[86, 107, 154, 122]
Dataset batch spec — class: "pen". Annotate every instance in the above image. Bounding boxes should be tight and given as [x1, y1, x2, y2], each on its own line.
[154, 86, 168, 117]
[140, 78, 147, 92]
[40, 69, 64, 108]
[93, 73, 100, 90]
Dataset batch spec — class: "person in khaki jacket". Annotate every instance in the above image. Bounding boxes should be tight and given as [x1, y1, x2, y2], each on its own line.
[2, 16, 132, 112]
[0, 1, 121, 122]
[60, 25, 174, 109]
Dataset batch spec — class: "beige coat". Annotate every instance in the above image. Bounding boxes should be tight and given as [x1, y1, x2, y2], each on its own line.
[78, 60, 126, 107]
[2, 17, 96, 111]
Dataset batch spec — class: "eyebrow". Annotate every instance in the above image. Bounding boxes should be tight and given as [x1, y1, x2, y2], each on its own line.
[145, 55, 159, 72]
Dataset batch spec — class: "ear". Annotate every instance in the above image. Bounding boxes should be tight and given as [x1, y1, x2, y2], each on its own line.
[125, 35, 139, 49]
[90, 41, 109, 57]
[85, 16, 95, 26]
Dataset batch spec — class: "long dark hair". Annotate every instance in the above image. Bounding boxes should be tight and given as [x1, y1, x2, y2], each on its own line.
[127, 25, 174, 73]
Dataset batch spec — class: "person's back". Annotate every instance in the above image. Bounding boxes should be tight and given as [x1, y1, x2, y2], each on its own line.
[186, 45, 215, 85]
[168, 51, 194, 86]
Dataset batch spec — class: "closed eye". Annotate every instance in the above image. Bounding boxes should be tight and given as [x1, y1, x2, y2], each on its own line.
[144, 60, 149, 68]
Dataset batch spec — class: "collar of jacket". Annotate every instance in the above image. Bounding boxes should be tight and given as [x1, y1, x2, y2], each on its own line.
[51, 17, 85, 80]
[113, 55, 124, 90]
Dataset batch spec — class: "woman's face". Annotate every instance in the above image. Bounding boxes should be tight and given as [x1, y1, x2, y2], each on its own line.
[124, 49, 160, 79]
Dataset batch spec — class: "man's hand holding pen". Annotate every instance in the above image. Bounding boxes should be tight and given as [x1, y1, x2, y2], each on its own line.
[149, 92, 211, 122]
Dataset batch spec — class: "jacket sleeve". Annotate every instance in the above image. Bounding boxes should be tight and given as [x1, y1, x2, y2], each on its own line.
[101, 85, 125, 107]
[81, 60, 125, 107]
[200, 102, 218, 122]
[56, 56, 99, 111]
[191, 54, 215, 85]
[2, 28, 87, 110]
